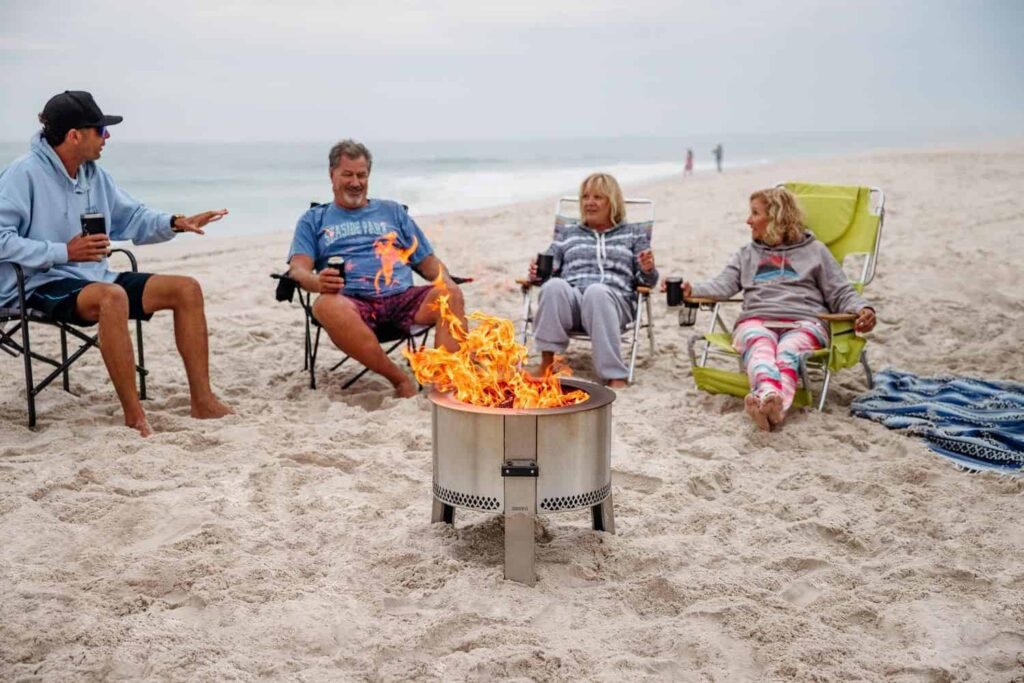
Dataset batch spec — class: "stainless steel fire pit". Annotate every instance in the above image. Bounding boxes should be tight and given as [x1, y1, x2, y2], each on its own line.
[428, 378, 615, 585]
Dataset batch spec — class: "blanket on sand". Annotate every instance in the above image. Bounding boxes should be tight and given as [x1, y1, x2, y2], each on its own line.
[851, 369, 1024, 475]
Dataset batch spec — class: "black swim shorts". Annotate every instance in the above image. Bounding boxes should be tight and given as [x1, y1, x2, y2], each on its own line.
[27, 272, 155, 326]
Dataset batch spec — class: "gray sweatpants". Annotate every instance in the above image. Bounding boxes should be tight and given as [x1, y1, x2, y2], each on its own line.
[532, 278, 634, 381]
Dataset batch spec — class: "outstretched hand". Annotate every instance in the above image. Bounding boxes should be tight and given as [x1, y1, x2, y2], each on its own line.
[855, 307, 876, 333]
[175, 209, 229, 235]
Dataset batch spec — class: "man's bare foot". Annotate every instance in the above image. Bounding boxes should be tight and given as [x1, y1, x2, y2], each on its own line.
[126, 416, 154, 438]
[393, 376, 418, 399]
[744, 393, 771, 431]
[607, 379, 628, 389]
[191, 397, 234, 419]
[762, 393, 785, 428]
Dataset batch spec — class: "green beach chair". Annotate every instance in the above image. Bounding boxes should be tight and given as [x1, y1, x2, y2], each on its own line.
[686, 182, 885, 410]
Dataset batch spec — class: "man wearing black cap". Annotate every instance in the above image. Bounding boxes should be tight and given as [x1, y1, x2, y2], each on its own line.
[0, 90, 233, 436]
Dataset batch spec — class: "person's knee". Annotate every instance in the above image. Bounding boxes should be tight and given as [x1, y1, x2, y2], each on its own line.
[582, 283, 615, 302]
[178, 276, 204, 307]
[538, 278, 572, 304]
[313, 295, 358, 326]
[445, 283, 465, 314]
[97, 285, 129, 317]
[581, 284, 618, 318]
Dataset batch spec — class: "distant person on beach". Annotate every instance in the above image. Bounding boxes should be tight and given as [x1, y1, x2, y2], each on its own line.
[684, 149, 694, 176]
[286, 139, 466, 398]
[712, 144, 724, 173]
[682, 187, 875, 430]
[0, 90, 233, 437]
[527, 173, 658, 388]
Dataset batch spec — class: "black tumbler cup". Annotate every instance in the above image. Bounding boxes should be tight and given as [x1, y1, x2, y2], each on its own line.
[665, 277, 683, 307]
[535, 253, 554, 282]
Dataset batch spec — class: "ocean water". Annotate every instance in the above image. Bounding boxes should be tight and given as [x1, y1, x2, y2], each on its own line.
[0, 129, 996, 238]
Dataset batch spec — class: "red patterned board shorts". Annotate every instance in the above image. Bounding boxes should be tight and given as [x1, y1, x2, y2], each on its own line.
[347, 285, 434, 336]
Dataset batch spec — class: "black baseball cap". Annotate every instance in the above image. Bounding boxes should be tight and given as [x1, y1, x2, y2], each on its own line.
[39, 91, 123, 132]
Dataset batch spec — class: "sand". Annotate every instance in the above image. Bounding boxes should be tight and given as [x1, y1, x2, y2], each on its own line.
[2, 142, 1023, 681]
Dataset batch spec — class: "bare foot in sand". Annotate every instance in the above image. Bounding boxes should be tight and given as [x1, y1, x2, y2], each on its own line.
[762, 393, 785, 428]
[607, 379, 628, 389]
[126, 416, 154, 438]
[392, 376, 418, 398]
[191, 397, 234, 419]
[745, 393, 771, 431]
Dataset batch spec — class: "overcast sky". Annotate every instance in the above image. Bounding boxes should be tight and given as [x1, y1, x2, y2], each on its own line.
[1, 0, 1021, 142]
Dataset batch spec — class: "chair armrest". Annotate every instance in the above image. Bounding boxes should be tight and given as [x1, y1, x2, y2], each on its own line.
[12, 264, 28, 312]
[819, 312, 857, 322]
[685, 296, 742, 306]
[516, 277, 536, 291]
[109, 248, 139, 272]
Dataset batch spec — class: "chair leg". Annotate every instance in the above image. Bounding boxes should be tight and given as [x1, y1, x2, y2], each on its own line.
[627, 297, 643, 384]
[521, 290, 533, 345]
[645, 295, 655, 355]
[135, 318, 147, 400]
[860, 350, 874, 389]
[816, 369, 832, 411]
[310, 326, 321, 390]
[21, 315, 36, 429]
[60, 327, 70, 392]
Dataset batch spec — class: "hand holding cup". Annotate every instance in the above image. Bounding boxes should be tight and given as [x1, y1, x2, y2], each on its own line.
[319, 256, 346, 294]
[67, 233, 111, 262]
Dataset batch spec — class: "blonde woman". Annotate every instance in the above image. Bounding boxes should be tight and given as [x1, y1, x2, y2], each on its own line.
[683, 187, 876, 430]
[528, 173, 658, 388]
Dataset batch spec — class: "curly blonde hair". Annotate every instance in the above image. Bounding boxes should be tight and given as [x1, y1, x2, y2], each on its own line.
[580, 173, 626, 226]
[749, 187, 805, 246]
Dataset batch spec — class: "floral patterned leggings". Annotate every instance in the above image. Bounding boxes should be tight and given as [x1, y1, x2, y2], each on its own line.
[732, 318, 829, 411]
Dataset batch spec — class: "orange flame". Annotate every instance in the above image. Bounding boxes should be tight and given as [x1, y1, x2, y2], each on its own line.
[404, 277, 587, 409]
[373, 232, 419, 293]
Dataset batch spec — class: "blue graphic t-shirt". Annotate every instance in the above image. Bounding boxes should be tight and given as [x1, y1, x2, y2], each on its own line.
[287, 199, 433, 297]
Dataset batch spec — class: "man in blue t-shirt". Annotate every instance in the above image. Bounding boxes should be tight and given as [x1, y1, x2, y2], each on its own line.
[286, 139, 465, 398]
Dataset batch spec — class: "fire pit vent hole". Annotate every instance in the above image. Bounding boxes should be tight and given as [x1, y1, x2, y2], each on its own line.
[433, 482, 501, 511]
[540, 483, 612, 512]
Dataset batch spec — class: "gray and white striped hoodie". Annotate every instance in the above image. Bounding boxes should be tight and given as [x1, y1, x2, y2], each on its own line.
[544, 222, 658, 299]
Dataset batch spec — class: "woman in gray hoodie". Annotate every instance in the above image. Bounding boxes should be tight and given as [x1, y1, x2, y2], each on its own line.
[684, 187, 876, 430]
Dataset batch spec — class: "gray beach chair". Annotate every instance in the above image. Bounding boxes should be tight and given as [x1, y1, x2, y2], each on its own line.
[517, 197, 656, 384]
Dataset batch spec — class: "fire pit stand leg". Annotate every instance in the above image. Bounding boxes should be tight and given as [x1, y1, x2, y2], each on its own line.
[431, 497, 455, 525]
[502, 459, 538, 586]
[591, 492, 615, 534]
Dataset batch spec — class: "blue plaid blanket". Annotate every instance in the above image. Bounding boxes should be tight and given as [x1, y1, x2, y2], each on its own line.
[850, 369, 1024, 475]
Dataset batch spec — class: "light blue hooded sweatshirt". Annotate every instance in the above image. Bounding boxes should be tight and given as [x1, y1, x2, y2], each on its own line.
[0, 132, 175, 308]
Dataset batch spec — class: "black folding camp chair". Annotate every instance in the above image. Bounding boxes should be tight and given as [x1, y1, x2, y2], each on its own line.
[1, 249, 148, 428]
[272, 270, 475, 389]
[271, 270, 431, 389]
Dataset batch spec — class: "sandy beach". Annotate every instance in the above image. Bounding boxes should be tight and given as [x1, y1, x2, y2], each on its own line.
[2, 142, 1023, 681]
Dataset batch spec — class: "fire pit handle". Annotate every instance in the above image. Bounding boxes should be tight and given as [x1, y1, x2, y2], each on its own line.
[501, 460, 539, 477]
